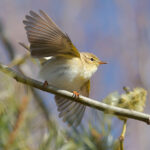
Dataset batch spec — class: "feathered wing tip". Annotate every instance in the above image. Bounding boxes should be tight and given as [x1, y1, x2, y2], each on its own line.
[23, 10, 80, 58]
[54, 80, 90, 127]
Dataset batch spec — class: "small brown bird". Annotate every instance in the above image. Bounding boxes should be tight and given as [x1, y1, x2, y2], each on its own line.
[21, 10, 107, 127]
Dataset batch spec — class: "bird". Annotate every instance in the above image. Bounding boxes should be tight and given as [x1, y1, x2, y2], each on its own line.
[21, 10, 107, 127]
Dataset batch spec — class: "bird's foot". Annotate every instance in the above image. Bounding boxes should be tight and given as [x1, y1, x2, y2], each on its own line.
[43, 80, 48, 87]
[72, 91, 80, 99]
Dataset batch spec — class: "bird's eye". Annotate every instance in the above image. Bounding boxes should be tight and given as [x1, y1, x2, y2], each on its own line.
[90, 58, 94, 61]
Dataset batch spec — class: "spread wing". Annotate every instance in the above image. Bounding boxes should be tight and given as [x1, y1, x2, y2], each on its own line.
[55, 80, 90, 127]
[23, 10, 80, 58]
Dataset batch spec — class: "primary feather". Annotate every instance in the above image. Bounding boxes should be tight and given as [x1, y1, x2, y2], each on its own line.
[23, 10, 80, 58]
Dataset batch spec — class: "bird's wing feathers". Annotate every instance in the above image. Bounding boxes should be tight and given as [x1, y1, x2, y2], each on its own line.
[55, 80, 90, 127]
[23, 10, 80, 58]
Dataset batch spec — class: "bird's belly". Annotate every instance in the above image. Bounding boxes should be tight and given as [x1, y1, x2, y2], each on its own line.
[39, 60, 85, 91]
[49, 72, 83, 91]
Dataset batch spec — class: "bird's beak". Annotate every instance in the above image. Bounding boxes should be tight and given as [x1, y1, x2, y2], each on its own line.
[99, 61, 107, 65]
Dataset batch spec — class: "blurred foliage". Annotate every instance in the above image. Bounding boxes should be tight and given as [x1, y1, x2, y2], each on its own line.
[104, 87, 147, 111]
[0, 74, 30, 150]
[0, 72, 120, 150]
[104, 87, 147, 121]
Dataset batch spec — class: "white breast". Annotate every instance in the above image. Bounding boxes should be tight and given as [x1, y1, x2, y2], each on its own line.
[39, 57, 86, 91]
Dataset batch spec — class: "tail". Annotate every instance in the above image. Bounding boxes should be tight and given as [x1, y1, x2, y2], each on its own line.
[19, 42, 30, 51]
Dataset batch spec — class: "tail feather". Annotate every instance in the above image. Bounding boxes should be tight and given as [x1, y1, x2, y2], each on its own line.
[57, 101, 72, 112]
[55, 95, 86, 127]
[62, 103, 84, 125]
[59, 102, 78, 117]
[54, 80, 90, 127]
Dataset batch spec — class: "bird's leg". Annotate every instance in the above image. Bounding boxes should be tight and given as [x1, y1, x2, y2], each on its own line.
[72, 91, 80, 99]
[43, 80, 48, 88]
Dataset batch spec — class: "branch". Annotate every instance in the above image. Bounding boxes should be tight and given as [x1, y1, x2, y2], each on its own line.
[0, 62, 150, 125]
[5, 96, 29, 150]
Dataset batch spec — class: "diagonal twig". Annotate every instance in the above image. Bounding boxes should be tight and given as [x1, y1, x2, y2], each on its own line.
[0, 62, 150, 125]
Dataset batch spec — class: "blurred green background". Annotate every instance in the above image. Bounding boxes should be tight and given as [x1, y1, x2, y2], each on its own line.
[0, 0, 150, 150]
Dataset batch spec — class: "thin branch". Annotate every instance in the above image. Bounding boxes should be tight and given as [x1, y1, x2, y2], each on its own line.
[5, 96, 29, 150]
[0, 63, 150, 125]
[119, 119, 127, 150]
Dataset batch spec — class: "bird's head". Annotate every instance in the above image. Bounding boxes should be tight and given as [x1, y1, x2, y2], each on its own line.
[80, 52, 107, 78]
[81, 52, 107, 67]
